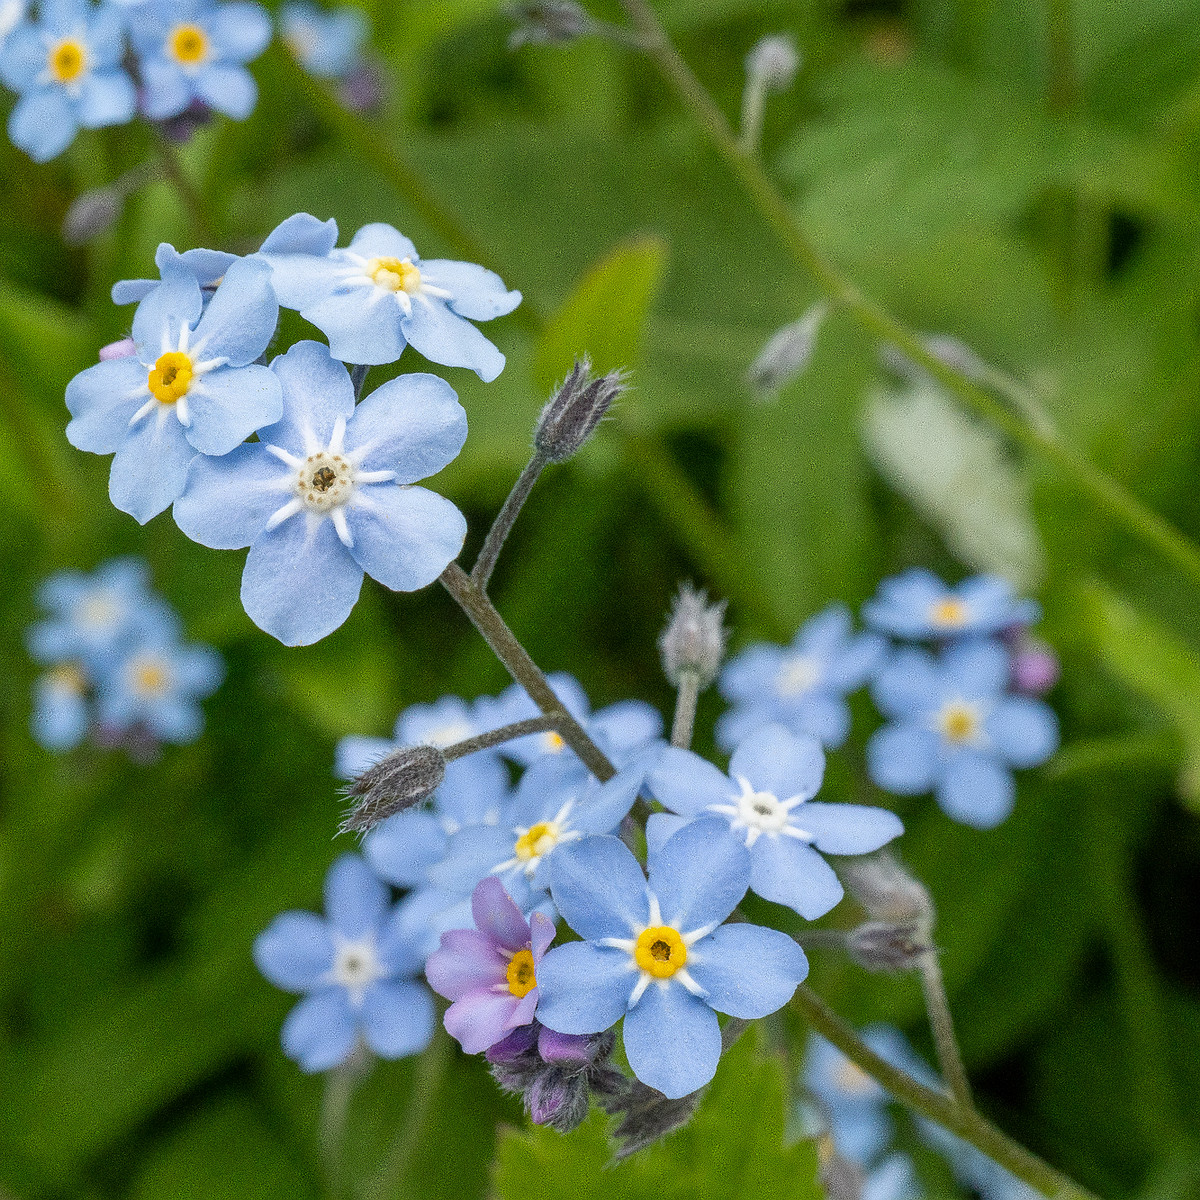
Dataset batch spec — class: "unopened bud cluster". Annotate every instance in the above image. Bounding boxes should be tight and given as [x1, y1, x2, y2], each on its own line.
[534, 358, 626, 462]
[840, 852, 933, 928]
[846, 919, 928, 972]
[507, 1, 592, 49]
[658, 584, 728, 688]
[341, 744, 446, 833]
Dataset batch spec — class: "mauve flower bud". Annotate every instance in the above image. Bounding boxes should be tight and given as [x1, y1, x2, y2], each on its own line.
[486, 1023, 540, 1065]
[846, 920, 928, 972]
[747, 303, 827, 398]
[658, 583, 728, 689]
[507, 0, 591, 49]
[338, 62, 383, 114]
[99, 337, 137, 362]
[538, 1027, 597, 1067]
[341, 744, 445, 833]
[1010, 634, 1059, 696]
[528, 1069, 592, 1131]
[533, 358, 627, 463]
[745, 34, 800, 90]
[63, 187, 122, 245]
[839, 852, 933, 928]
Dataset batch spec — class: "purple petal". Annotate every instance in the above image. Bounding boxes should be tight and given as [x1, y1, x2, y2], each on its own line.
[471, 876, 530, 952]
[425, 928, 506, 1001]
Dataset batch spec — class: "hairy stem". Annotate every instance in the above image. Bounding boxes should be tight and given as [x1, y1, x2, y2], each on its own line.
[792, 986, 1098, 1200]
[319, 1051, 366, 1199]
[440, 562, 615, 780]
[155, 136, 215, 245]
[472, 451, 549, 589]
[443, 715, 563, 761]
[918, 949, 973, 1110]
[669, 670, 701, 749]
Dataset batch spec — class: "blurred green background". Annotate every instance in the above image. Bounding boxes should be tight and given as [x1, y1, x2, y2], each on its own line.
[4, 0, 1200, 1196]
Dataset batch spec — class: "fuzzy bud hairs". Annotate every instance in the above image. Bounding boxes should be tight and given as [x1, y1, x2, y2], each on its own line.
[534, 357, 627, 463]
[658, 583, 728, 689]
[341, 744, 446, 833]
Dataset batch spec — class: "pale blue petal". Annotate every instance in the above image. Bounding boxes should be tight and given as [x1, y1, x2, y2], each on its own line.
[324, 853, 388, 939]
[364, 810, 447, 889]
[241, 515, 363, 646]
[259, 340, 355, 457]
[730, 725, 825, 801]
[787, 693, 851, 747]
[590, 700, 663, 760]
[648, 818, 749, 932]
[208, 1, 271, 61]
[348, 223, 418, 261]
[623, 982, 721, 1099]
[986, 697, 1058, 768]
[863, 568, 946, 637]
[108, 410, 196, 524]
[647, 747, 735, 817]
[195, 62, 257, 118]
[686, 923, 807, 1017]
[344, 485, 466, 593]
[824, 631, 888, 691]
[282, 989, 357, 1072]
[32, 680, 89, 750]
[644, 812, 688, 856]
[750, 836, 844, 919]
[0, 26, 45, 91]
[335, 735, 395, 780]
[871, 647, 940, 718]
[65, 357, 151, 454]
[191, 257, 278, 367]
[570, 767, 644, 835]
[418, 259, 521, 320]
[425, 824, 513, 894]
[942, 638, 1010, 697]
[259, 212, 339, 257]
[361, 980, 434, 1059]
[796, 604, 854, 653]
[253, 911, 333, 991]
[545, 834, 650, 940]
[302, 287, 406, 366]
[401, 296, 505, 382]
[138, 56, 191, 120]
[183, 364, 283, 455]
[718, 644, 782, 703]
[866, 724, 939, 795]
[88, 4, 126, 63]
[173, 443, 290, 549]
[938, 753, 1014, 828]
[791, 802, 903, 855]
[436, 755, 510, 827]
[9, 87, 76, 161]
[76, 69, 136, 127]
[535, 942, 632, 1035]
[181, 248, 238, 286]
[132, 243, 203, 356]
[715, 704, 771, 752]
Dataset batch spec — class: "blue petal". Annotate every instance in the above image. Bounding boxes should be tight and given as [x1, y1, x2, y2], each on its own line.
[181, 248, 238, 286]
[173, 644, 224, 694]
[786, 693, 851, 747]
[360, 980, 434, 1059]
[335, 735, 395, 780]
[824, 631, 888, 692]
[545, 834, 650, 940]
[750, 836, 844, 919]
[260, 340, 355, 457]
[348, 223, 418, 261]
[0, 26, 46, 92]
[796, 603, 854, 653]
[76, 69, 136, 127]
[401, 295, 505, 382]
[436, 755, 511, 827]
[32, 678, 89, 750]
[791, 801, 903, 855]
[622, 981, 721, 1099]
[324, 853, 389, 939]
[108, 409, 196, 524]
[647, 747, 734, 817]
[425, 824, 513, 895]
[871, 646, 939, 718]
[364, 810, 447, 889]
[344, 484, 466, 593]
[714, 705, 770, 753]
[718, 643, 782, 704]
[259, 212, 339, 257]
[535, 941, 632, 1035]
[986, 697, 1058, 768]
[419, 259, 521, 321]
[183, 363, 283, 455]
[194, 62, 257, 119]
[208, 1, 271, 61]
[644, 812, 688, 856]
[241, 515, 363, 646]
[866, 724, 939, 794]
[173, 443, 290, 549]
[685, 923, 808, 1017]
[87, 3, 126, 63]
[346, 371, 467, 481]
[138, 56, 191, 120]
[378, 898, 441, 975]
[132, 244, 204, 356]
[942, 638, 1010, 697]
[9, 87, 77, 161]
[302, 286, 406, 366]
[590, 700, 663, 760]
[863, 568, 946, 638]
[253, 911, 333, 991]
[65, 357, 151, 454]
[191, 256, 279, 368]
[569, 767, 644, 835]
[282, 989, 357, 1072]
[729, 724, 825, 801]
[938, 752, 1014, 828]
[647, 818, 749, 932]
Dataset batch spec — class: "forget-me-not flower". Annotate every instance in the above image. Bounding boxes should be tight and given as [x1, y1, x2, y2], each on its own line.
[538, 822, 808, 1098]
[863, 569, 1038, 641]
[647, 725, 903, 920]
[32, 662, 91, 749]
[173, 339, 468, 645]
[256, 213, 521, 380]
[111, 245, 237, 308]
[717, 604, 885, 751]
[130, 0, 271, 121]
[279, 1, 365, 78]
[254, 854, 435, 1072]
[66, 247, 282, 523]
[866, 639, 1058, 828]
[0, 0, 136, 161]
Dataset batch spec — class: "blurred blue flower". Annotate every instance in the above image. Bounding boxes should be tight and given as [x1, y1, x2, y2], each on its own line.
[0, 0, 136, 161]
[716, 604, 885, 751]
[65, 248, 282, 523]
[256, 213, 521, 379]
[538, 823, 807, 1098]
[866, 639, 1058, 828]
[254, 854, 435, 1072]
[280, 1, 365, 78]
[647, 725, 903, 920]
[863, 569, 1038, 642]
[0, 1, 28, 50]
[111, 245, 237, 307]
[173, 339, 468, 646]
[31, 662, 91, 750]
[129, 0, 270, 121]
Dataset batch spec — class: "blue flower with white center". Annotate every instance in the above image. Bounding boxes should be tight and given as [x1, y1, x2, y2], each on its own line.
[866, 639, 1058, 828]
[716, 604, 886, 752]
[129, 0, 270, 121]
[0, 0, 136, 161]
[280, 2, 365, 78]
[111, 245, 237, 308]
[31, 662, 91, 749]
[647, 725, 903, 920]
[65, 247, 282, 524]
[863, 569, 1039, 642]
[537, 822, 808, 1099]
[254, 854, 436, 1072]
[173, 339, 468, 646]
[256, 213, 521, 380]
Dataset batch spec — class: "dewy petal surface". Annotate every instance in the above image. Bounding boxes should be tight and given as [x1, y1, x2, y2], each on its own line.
[685, 923, 808, 1018]
[535, 942, 632, 1036]
[622, 982, 722, 1099]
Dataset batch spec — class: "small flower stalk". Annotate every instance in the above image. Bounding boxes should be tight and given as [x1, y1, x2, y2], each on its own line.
[739, 33, 800, 154]
[533, 357, 627, 463]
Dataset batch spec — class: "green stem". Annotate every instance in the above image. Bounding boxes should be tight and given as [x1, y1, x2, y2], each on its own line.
[443, 714, 562, 760]
[155, 135, 215, 245]
[615, 0, 1200, 593]
[792, 985, 1100, 1200]
[319, 1054, 363, 1199]
[917, 949, 973, 1111]
[669, 670, 701, 749]
[472, 451, 549, 589]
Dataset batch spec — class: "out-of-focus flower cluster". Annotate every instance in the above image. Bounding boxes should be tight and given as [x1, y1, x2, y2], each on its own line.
[26, 555, 222, 755]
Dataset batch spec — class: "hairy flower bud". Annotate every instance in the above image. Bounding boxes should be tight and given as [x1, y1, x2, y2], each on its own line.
[533, 358, 627, 462]
[745, 34, 800, 90]
[846, 920, 928, 972]
[1009, 633, 1059, 696]
[610, 1079, 701, 1159]
[528, 1069, 591, 1131]
[839, 852, 933, 928]
[341, 744, 445, 833]
[507, 1, 591, 49]
[747, 303, 827, 398]
[658, 583, 728, 688]
[63, 187, 122, 245]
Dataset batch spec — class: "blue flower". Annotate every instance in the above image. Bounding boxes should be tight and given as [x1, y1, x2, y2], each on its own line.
[866, 639, 1058, 828]
[280, 1, 365, 78]
[256, 213, 521, 380]
[254, 854, 436, 1072]
[66, 247, 282, 523]
[31, 662, 91, 750]
[863, 569, 1039, 641]
[173, 340, 468, 646]
[129, 0, 270, 121]
[537, 822, 808, 1098]
[647, 725, 903, 920]
[111, 245, 237, 307]
[716, 604, 885, 751]
[0, 0, 136, 162]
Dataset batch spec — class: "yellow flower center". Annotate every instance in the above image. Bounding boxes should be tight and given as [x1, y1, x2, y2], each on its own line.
[48, 662, 87, 694]
[939, 701, 979, 744]
[542, 731, 565, 753]
[134, 661, 169, 696]
[513, 821, 559, 862]
[931, 597, 968, 628]
[148, 351, 193, 404]
[634, 926, 687, 979]
[506, 949, 537, 998]
[49, 39, 87, 83]
[367, 256, 422, 294]
[170, 23, 209, 64]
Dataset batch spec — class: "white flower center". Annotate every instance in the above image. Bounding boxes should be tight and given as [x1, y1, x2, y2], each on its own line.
[330, 936, 384, 1002]
[423, 719, 473, 748]
[708, 775, 814, 849]
[77, 592, 120, 630]
[776, 654, 821, 697]
[735, 784, 790, 834]
[296, 450, 355, 513]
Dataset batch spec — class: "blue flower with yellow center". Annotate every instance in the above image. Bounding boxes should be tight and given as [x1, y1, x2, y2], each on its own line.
[279, 1, 365, 79]
[537, 822, 808, 1098]
[863, 568, 1039, 642]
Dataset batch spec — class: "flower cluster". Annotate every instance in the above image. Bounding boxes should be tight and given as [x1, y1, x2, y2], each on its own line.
[279, 0, 375, 110]
[26, 556, 222, 754]
[64, 216, 520, 645]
